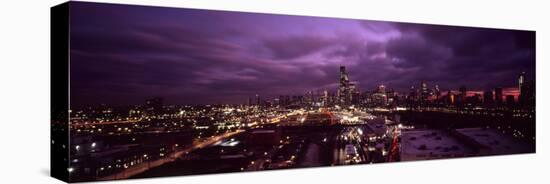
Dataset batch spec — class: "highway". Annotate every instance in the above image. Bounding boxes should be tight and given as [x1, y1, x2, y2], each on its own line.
[97, 130, 244, 180]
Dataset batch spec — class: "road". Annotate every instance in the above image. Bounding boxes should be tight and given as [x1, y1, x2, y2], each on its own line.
[333, 126, 368, 165]
[97, 130, 244, 180]
[70, 120, 140, 127]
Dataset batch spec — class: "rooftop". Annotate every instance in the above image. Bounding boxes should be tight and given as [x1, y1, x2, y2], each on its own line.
[455, 127, 533, 155]
[401, 130, 474, 161]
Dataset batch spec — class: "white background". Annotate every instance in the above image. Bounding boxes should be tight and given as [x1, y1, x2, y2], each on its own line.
[0, 0, 548, 183]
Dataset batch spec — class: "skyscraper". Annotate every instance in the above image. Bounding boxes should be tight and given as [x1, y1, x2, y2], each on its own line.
[518, 71, 535, 108]
[446, 90, 454, 105]
[377, 85, 386, 94]
[519, 72, 525, 96]
[434, 85, 441, 99]
[323, 90, 328, 106]
[420, 80, 429, 96]
[338, 66, 351, 105]
[371, 84, 387, 107]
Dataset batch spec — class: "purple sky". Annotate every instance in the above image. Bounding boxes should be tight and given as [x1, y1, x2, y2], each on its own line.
[69, 2, 535, 106]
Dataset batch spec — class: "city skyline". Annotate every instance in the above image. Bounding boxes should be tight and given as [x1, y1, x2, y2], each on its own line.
[69, 64, 526, 107]
[70, 2, 535, 106]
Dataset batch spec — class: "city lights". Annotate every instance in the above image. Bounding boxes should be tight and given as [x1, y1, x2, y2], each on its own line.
[60, 68, 535, 183]
[47, 3, 543, 179]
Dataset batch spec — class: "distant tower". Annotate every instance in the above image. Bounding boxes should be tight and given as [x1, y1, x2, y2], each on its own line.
[517, 72, 535, 108]
[421, 80, 428, 94]
[518, 71, 527, 106]
[419, 80, 430, 103]
[255, 94, 260, 106]
[434, 85, 441, 99]
[447, 90, 454, 105]
[339, 66, 351, 105]
[323, 90, 328, 106]
[378, 85, 386, 94]
[519, 72, 525, 96]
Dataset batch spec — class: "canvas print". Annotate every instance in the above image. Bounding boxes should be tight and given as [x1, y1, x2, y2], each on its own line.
[51, 1, 536, 182]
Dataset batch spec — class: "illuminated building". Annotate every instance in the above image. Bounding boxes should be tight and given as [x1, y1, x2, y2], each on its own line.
[323, 90, 328, 106]
[518, 72, 525, 95]
[338, 66, 351, 105]
[337, 66, 360, 106]
[434, 85, 441, 100]
[305, 91, 313, 105]
[446, 90, 455, 105]
[518, 72, 535, 108]
[377, 85, 386, 94]
[420, 80, 429, 101]
[372, 85, 388, 106]
[349, 83, 361, 105]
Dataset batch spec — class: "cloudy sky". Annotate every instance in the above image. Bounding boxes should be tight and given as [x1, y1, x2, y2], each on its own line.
[69, 2, 535, 106]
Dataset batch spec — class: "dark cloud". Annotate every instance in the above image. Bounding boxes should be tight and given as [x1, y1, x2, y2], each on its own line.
[68, 2, 536, 106]
[263, 35, 334, 60]
[385, 34, 453, 69]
